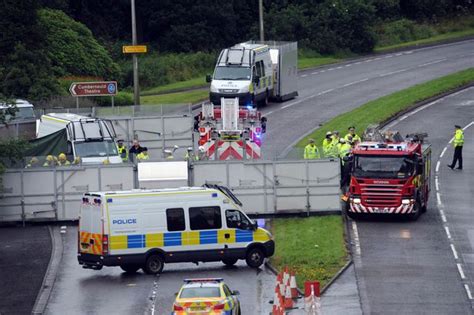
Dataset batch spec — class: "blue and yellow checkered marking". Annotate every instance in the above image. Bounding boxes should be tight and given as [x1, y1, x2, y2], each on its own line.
[110, 228, 269, 250]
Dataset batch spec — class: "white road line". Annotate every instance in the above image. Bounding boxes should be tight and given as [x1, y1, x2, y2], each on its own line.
[374, 57, 381, 61]
[311, 71, 319, 75]
[395, 53, 403, 56]
[440, 147, 447, 158]
[327, 68, 335, 71]
[301, 74, 308, 77]
[281, 104, 292, 109]
[437, 192, 442, 206]
[336, 66, 343, 69]
[440, 210, 447, 223]
[318, 88, 334, 95]
[463, 121, 474, 130]
[345, 64, 352, 67]
[449, 137, 455, 144]
[379, 68, 410, 77]
[352, 221, 361, 256]
[450, 244, 459, 260]
[265, 110, 274, 116]
[436, 161, 440, 173]
[445, 226, 452, 239]
[384, 55, 393, 59]
[342, 78, 369, 88]
[355, 62, 361, 65]
[465, 284, 473, 300]
[457, 263, 466, 279]
[435, 176, 439, 191]
[320, 70, 326, 73]
[417, 58, 447, 67]
[399, 115, 408, 121]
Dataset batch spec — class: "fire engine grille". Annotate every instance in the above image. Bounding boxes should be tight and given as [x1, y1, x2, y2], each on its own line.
[360, 183, 403, 207]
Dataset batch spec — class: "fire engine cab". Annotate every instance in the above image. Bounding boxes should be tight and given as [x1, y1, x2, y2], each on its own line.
[197, 98, 264, 160]
[343, 131, 431, 220]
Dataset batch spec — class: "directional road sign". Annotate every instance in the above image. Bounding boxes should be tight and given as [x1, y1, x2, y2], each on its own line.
[69, 81, 118, 97]
[122, 45, 147, 54]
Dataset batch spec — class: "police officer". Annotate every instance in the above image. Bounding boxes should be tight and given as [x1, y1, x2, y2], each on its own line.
[448, 125, 464, 170]
[338, 138, 352, 159]
[136, 147, 150, 161]
[117, 139, 128, 162]
[322, 131, 333, 157]
[345, 126, 361, 143]
[43, 155, 56, 167]
[304, 139, 320, 159]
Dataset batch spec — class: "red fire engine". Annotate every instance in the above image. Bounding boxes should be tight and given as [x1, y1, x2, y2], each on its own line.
[197, 98, 264, 160]
[343, 131, 431, 220]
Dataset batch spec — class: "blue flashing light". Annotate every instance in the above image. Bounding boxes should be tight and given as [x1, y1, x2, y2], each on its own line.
[107, 198, 113, 203]
[211, 193, 218, 198]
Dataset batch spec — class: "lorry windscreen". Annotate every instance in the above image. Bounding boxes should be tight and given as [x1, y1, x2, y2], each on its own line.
[353, 155, 415, 179]
[74, 139, 118, 158]
[214, 66, 251, 80]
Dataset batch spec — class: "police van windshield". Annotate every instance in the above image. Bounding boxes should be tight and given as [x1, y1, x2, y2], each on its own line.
[74, 140, 118, 158]
[214, 66, 251, 81]
[353, 155, 415, 179]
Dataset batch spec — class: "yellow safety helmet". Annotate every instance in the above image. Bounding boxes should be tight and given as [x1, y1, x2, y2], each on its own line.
[46, 155, 54, 162]
[58, 153, 66, 160]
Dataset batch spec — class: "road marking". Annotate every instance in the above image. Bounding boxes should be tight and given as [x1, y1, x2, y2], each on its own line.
[440, 147, 447, 158]
[417, 58, 447, 67]
[301, 74, 308, 77]
[450, 244, 459, 260]
[384, 55, 393, 59]
[355, 62, 361, 65]
[336, 66, 343, 69]
[374, 57, 381, 60]
[465, 284, 473, 300]
[320, 70, 326, 73]
[445, 226, 452, 239]
[327, 68, 335, 71]
[345, 64, 352, 67]
[395, 53, 403, 56]
[436, 192, 442, 206]
[311, 71, 319, 75]
[436, 161, 440, 173]
[265, 110, 274, 116]
[440, 209, 447, 223]
[342, 78, 369, 88]
[379, 68, 410, 77]
[463, 121, 474, 130]
[457, 263, 466, 279]
[319, 88, 334, 95]
[352, 221, 361, 256]
[435, 176, 439, 191]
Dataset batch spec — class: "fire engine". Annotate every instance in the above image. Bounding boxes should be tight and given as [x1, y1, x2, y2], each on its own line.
[197, 98, 264, 160]
[343, 130, 431, 220]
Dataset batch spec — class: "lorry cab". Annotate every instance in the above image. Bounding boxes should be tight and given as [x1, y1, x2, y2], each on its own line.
[37, 113, 122, 164]
[78, 185, 274, 274]
[209, 42, 274, 107]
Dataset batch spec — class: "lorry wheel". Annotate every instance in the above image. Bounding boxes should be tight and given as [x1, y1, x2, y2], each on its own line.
[143, 254, 164, 274]
[120, 264, 140, 273]
[222, 258, 238, 266]
[245, 247, 265, 268]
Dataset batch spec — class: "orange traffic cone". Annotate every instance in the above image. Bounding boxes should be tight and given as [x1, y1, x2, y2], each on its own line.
[284, 285, 294, 309]
[279, 274, 286, 297]
[272, 286, 281, 315]
[289, 272, 298, 298]
[279, 295, 286, 314]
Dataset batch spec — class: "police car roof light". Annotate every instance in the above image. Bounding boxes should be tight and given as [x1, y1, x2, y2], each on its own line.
[184, 278, 223, 283]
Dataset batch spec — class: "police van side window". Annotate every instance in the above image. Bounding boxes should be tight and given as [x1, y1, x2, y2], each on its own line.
[226, 209, 251, 229]
[189, 206, 222, 230]
[256, 61, 264, 77]
[166, 208, 185, 231]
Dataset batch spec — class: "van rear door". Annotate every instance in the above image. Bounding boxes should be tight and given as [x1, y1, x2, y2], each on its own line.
[79, 194, 104, 256]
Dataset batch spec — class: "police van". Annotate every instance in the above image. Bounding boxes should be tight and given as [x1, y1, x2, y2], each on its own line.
[77, 185, 274, 274]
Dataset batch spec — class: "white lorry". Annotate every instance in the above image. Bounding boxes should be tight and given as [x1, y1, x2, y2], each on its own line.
[36, 113, 122, 164]
[207, 41, 298, 107]
[77, 185, 274, 274]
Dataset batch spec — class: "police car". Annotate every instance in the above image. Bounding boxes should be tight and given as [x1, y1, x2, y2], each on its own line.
[173, 278, 241, 315]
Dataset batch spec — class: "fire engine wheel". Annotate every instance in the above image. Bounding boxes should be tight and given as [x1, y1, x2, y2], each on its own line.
[143, 254, 164, 274]
[408, 202, 421, 221]
[246, 247, 265, 268]
[120, 264, 140, 273]
[222, 258, 238, 266]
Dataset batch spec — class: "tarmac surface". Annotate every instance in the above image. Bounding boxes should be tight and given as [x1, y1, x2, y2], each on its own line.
[3, 40, 474, 314]
[0, 225, 51, 315]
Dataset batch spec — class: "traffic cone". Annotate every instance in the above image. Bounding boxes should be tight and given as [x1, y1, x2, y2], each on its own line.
[284, 285, 294, 309]
[289, 272, 298, 298]
[272, 286, 281, 315]
[279, 273, 286, 297]
[279, 295, 286, 314]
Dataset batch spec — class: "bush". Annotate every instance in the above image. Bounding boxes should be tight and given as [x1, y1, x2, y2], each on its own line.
[119, 51, 216, 89]
[375, 19, 437, 46]
[94, 91, 133, 107]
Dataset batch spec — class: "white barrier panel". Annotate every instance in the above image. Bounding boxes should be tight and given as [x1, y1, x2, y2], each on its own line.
[0, 165, 135, 222]
[138, 161, 189, 189]
[192, 159, 341, 214]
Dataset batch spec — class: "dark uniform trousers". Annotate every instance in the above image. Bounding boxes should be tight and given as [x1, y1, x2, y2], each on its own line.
[450, 146, 463, 169]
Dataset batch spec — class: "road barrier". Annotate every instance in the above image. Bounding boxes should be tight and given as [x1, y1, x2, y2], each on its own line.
[272, 267, 303, 314]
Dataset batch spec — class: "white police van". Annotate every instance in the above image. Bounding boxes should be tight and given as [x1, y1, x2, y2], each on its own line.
[77, 185, 274, 274]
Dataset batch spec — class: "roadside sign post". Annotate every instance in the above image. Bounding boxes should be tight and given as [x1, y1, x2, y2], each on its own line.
[69, 81, 118, 109]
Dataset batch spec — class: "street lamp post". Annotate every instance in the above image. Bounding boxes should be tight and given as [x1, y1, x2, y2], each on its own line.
[259, 0, 264, 42]
[131, 0, 140, 105]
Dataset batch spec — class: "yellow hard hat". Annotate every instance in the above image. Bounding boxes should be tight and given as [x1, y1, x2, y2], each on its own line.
[58, 153, 66, 160]
[46, 155, 54, 162]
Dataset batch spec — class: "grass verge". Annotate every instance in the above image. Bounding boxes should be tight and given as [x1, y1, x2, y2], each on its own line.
[141, 77, 209, 96]
[296, 68, 474, 148]
[141, 89, 209, 105]
[270, 216, 348, 289]
[375, 28, 474, 53]
[298, 56, 341, 70]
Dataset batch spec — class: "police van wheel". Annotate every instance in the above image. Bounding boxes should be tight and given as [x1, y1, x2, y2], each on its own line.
[120, 264, 140, 273]
[144, 254, 164, 274]
[245, 247, 264, 268]
[222, 258, 238, 266]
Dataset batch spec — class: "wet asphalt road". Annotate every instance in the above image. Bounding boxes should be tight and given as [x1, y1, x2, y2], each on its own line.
[43, 40, 474, 314]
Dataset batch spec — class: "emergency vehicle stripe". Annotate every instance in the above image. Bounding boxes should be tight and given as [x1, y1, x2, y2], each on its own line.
[236, 230, 253, 242]
[128, 234, 145, 248]
[200, 230, 218, 244]
[164, 232, 182, 246]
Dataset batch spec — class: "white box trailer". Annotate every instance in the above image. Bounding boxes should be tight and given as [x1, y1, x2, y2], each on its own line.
[36, 113, 122, 164]
[77, 185, 274, 274]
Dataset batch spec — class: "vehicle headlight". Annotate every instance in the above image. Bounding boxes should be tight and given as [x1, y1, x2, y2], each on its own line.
[401, 199, 412, 205]
[352, 198, 361, 204]
[210, 84, 218, 93]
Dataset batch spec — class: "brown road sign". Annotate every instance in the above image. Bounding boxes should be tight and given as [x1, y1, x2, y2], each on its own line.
[69, 81, 118, 97]
[122, 45, 147, 53]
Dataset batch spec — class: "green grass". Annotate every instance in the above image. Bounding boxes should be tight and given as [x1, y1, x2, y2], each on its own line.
[298, 56, 341, 70]
[296, 68, 474, 149]
[141, 89, 209, 105]
[270, 216, 348, 289]
[141, 77, 209, 96]
[375, 28, 474, 53]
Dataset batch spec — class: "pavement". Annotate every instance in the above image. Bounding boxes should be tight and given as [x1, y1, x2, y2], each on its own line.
[0, 224, 51, 315]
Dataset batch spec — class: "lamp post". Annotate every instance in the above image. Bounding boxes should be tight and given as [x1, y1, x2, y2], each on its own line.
[259, 0, 264, 42]
[131, 0, 140, 105]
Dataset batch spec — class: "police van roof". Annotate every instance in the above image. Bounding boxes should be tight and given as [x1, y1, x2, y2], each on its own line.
[86, 186, 217, 197]
[42, 113, 89, 122]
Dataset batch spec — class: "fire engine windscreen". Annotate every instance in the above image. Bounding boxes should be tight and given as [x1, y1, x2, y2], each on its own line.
[214, 67, 251, 80]
[353, 155, 415, 179]
[74, 140, 118, 158]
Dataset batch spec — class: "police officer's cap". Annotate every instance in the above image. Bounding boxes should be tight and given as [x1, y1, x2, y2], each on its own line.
[455, 125, 462, 129]
[326, 131, 332, 136]
[117, 139, 124, 143]
[309, 138, 315, 143]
